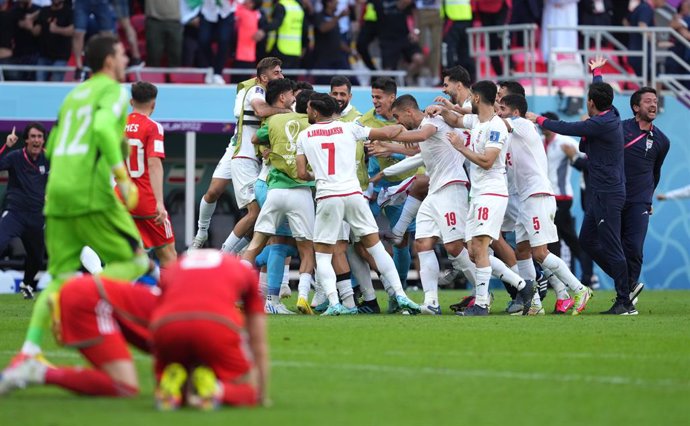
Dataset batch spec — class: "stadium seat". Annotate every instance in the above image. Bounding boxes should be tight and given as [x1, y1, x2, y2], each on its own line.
[128, 72, 167, 83]
[168, 72, 206, 84]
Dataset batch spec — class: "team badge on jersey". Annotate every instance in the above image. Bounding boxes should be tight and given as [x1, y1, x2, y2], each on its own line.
[489, 131, 500, 142]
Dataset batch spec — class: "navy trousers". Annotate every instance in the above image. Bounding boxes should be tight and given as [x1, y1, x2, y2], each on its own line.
[0, 210, 45, 288]
[621, 202, 652, 287]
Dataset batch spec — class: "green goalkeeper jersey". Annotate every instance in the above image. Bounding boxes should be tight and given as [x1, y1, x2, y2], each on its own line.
[45, 74, 129, 217]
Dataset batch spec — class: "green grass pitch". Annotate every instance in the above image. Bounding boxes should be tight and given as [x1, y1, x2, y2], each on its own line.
[1, 290, 689, 426]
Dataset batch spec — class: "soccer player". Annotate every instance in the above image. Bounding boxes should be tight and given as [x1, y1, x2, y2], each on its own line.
[497, 94, 593, 315]
[124, 81, 176, 267]
[295, 93, 421, 315]
[527, 57, 634, 315]
[152, 250, 267, 409]
[191, 57, 289, 251]
[4, 35, 150, 370]
[331, 76, 361, 121]
[0, 274, 158, 397]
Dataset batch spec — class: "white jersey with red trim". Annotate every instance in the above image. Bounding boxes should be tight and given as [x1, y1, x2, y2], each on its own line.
[545, 133, 578, 199]
[296, 120, 371, 199]
[507, 116, 554, 201]
[419, 116, 469, 194]
[463, 114, 510, 198]
[234, 84, 266, 159]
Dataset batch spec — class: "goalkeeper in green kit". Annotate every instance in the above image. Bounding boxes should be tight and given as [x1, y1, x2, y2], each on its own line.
[2, 35, 150, 372]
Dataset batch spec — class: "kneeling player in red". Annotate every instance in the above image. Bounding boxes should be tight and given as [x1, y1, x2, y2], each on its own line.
[0, 275, 158, 397]
[151, 249, 268, 410]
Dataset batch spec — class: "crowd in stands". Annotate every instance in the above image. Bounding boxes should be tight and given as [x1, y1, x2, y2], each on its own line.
[0, 0, 689, 85]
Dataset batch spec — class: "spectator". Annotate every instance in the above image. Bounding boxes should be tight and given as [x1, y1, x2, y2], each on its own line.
[669, 0, 690, 85]
[0, 124, 49, 300]
[579, 0, 613, 26]
[625, 0, 667, 80]
[313, 0, 351, 83]
[146, 0, 183, 67]
[11, 0, 41, 81]
[113, 0, 143, 66]
[356, 0, 379, 70]
[34, 0, 73, 82]
[232, 0, 266, 82]
[199, 0, 235, 84]
[442, 0, 473, 81]
[473, 0, 510, 77]
[541, 0, 579, 62]
[373, 0, 423, 83]
[0, 0, 14, 79]
[72, 0, 115, 80]
[415, 0, 442, 82]
[265, 0, 306, 69]
[180, 0, 201, 67]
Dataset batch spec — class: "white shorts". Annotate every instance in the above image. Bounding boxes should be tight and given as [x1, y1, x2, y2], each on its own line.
[314, 194, 378, 244]
[416, 183, 468, 243]
[515, 195, 558, 246]
[255, 187, 315, 240]
[466, 194, 508, 241]
[212, 145, 234, 180]
[230, 157, 260, 209]
[501, 194, 520, 232]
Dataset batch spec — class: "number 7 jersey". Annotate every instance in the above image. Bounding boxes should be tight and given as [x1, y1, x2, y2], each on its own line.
[45, 74, 129, 217]
[125, 112, 166, 217]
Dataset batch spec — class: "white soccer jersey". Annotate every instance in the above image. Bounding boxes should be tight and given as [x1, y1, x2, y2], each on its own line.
[545, 133, 578, 199]
[462, 114, 510, 197]
[419, 116, 469, 194]
[507, 116, 554, 201]
[296, 120, 371, 199]
[234, 84, 266, 159]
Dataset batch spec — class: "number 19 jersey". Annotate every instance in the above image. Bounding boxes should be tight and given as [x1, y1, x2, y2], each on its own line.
[125, 112, 166, 217]
[296, 120, 371, 199]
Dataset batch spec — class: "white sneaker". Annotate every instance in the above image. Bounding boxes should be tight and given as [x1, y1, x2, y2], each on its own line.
[264, 301, 295, 315]
[190, 230, 208, 250]
[420, 302, 442, 315]
[0, 357, 47, 395]
[212, 74, 226, 85]
[279, 283, 292, 299]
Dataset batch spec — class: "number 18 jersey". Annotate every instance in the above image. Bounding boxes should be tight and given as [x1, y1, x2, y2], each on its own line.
[125, 112, 166, 217]
[296, 120, 371, 199]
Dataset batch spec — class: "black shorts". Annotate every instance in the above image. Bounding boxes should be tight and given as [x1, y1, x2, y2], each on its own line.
[380, 38, 422, 69]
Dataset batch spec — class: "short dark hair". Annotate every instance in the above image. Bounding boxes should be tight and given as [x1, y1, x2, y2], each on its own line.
[266, 78, 294, 106]
[131, 81, 158, 104]
[442, 65, 472, 87]
[294, 80, 314, 92]
[295, 89, 314, 114]
[23, 122, 46, 140]
[471, 80, 498, 105]
[541, 111, 560, 121]
[309, 92, 339, 117]
[85, 34, 120, 73]
[499, 94, 528, 117]
[498, 80, 526, 97]
[630, 86, 657, 115]
[392, 94, 419, 111]
[330, 76, 352, 92]
[256, 57, 282, 77]
[371, 77, 397, 95]
[588, 82, 614, 111]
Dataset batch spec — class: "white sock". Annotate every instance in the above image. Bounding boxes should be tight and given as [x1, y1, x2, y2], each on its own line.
[380, 275, 396, 297]
[348, 247, 376, 301]
[418, 250, 439, 305]
[366, 242, 405, 296]
[392, 197, 422, 236]
[222, 231, 242, 253]
[475, 266, 492, 307]
[21, 341, 41, 356]
[510, 264, 519, 275]
[266, 294, 280, 305]
[198, 199, 217, 233]
[450, 248, 475, 285]
[235, 237, 251, 253]
[282, 265, 290, 285]
[315, 253, 338, 305]
[259, 272, 268, 298]
[80, 246, 103, 274]
[336, 279, 355, 308]
[543, 267, 569, 299]
[298, 273, 312, 300]
[531, 290, 542, 307]
[540, 253, 584, 292]
[490, 255, 525, 290]
[516, 259, 537, 281]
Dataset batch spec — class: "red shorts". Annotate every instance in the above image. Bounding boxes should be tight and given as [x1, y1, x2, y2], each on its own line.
[135, 216, 175, 250]
[57, 286, 131, 368]
[152, 319, 251, 381]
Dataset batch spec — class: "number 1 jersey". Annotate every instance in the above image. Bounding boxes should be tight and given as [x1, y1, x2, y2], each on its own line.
[125, 112, 166, 217]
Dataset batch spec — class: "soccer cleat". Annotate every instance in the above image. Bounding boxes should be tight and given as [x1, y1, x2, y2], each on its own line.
[357, 299, 381, 314]
[395, 295, 421, 315]
[572, 287, 593, 315]
[380, 230, 404, 247]
[387, 295, 402, 314]
[0, 357, 48, 395]
[506, 299, 524, 315]
[420, 302, 442, 315]
[279, 283, 292, 299]
[600, 300, 638, 315]
[554, 298, 574, 314]
[321, 303, 351, 316]
[264, 301, 295, 315]
[155, 363, 188, 411]
[456, 304, 489, 316]
[190, 230, 208, 250]
[630, 282, 644, 303]
[527, 305, 545, 316]
[450, 295, 475, 313]
[188, 366, 221, 411]
[536, 273, 549, 301]
[296, 296, 314, 315]
[19, 282, 34, 300]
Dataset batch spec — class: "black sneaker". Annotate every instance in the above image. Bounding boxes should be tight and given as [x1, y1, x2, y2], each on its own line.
[512, 280, 535, 316]
[353, 286, 363, 305]
[19, 282, 34, 300]
[456, 304, 489, 316]
[357, 299, 381, 314]
[629, 282, 644, 303]
[449, 295, 475, 313]
[600, 301, 638, 315]
[536, 273, 549, 301]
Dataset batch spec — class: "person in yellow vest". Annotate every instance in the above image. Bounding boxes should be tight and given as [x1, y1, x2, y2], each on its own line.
[191, 57, 291, 250]
[265, 0, 306, 69]
[442, 0, 474, 82]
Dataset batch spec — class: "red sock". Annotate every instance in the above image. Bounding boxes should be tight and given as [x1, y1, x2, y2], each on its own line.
[45, 367, 138, 397]
[220, 381, 258, 406]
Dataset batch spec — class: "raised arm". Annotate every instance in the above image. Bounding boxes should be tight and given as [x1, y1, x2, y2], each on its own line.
[393, 124, 437, 143]
[250, 98, 292, 119]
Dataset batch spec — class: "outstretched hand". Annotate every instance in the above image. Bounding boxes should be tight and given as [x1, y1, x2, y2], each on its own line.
[588, 55, 607, 71]
[5, 126, 18, 147]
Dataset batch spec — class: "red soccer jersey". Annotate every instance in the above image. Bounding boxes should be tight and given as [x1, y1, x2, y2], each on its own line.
[125, 112, 166, 217]
[152, 250, 264, 331]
